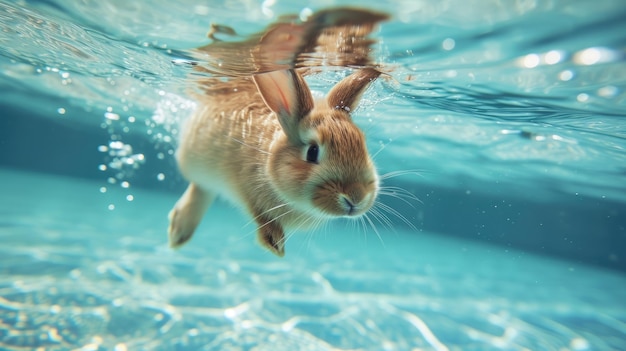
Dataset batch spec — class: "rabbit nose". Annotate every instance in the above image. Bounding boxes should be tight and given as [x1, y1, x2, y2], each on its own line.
[341, 196, 356, 215]
[340, 194, 358, 216]
[340, 184, 369, 216]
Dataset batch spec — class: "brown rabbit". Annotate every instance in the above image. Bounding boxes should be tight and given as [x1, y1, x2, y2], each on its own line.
[168, 67, 381, 256]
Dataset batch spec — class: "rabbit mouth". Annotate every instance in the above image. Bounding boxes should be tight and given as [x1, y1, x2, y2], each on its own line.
[343, 196, 357, 215]
[310, 180, 377, 217]
[341, 195, 362, 216]
[338, 192, 375, 217]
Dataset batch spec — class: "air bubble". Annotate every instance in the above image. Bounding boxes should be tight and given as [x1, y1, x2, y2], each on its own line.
[157, 173, 165, 181]
[108, 204, 115, 210]
[544, 50, 563, 65]
[598, 85, 618, 98]
[442, 38, 455, 51]
[109, 159, 123, 169]
[559, 70, 574, 81]
[574, 47, 602, 65]
[121, 181, 130, 188]
[522, 54, 540, 68]
[299, 7, 313, 21]
[194, 5, 209, 15]
[57, 108, 66, 115]
[109, 141, 125, 150]
[98, 164, 107, 171]
[126, 195, 134, 201]
[99, 187, 107, 193]
[570, 337, 589, 350]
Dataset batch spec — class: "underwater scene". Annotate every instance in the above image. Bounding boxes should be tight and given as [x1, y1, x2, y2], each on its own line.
[1, 1, 625, 350]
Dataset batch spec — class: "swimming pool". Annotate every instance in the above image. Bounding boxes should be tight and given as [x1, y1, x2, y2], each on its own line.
[1, 1, 625, 350]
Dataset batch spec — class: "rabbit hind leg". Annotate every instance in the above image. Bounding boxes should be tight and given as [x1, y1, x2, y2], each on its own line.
[168, 183, 213, 248]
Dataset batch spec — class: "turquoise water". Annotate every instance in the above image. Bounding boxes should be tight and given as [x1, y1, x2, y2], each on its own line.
[1, 1, 625, 350]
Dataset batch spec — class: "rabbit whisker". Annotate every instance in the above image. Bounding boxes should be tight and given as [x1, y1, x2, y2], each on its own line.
[378, 191, 418, 208]
[256, 208, 295, 232]
[229, 136, 271, 155]
[321, 217, 331, 235]
[346, 215, 357, 233]
[311, 215, 328, 244]
[355, 217, 362, 234]
[368, 207, 395, 231]
[285, 220, 308, 243]
[374, 201, 417, 231]
[371, 139, 391, 160]
[363, 212, 385, 247]
[279, 209, 319, 249]
[287, 205, 327, 245]
[358, 216, 368, 243]
[300, 215, 326, 252]
[379, 169, 427, 180]
[378, 187, 423, 206]
[291, 208, 323, 233]
[297, 224, 315, 254]
[379, 185, 420, 197]
[243, 202, 291, 228]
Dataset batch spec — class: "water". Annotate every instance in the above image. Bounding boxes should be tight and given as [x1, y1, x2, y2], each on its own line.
[1, 1, 625, 350]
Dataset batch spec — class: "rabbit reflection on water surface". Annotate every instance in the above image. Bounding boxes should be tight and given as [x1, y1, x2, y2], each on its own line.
[168, 8, 388, 256]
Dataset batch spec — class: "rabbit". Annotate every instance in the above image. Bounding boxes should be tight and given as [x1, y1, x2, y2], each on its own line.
[168, 67, 382, 256]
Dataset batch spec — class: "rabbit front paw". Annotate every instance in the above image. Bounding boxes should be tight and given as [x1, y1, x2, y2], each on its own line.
[256, 217, 286, 257]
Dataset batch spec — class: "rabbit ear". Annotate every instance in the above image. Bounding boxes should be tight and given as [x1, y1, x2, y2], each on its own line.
[253, 69, 314, 143]
[327, 68, 381, 113]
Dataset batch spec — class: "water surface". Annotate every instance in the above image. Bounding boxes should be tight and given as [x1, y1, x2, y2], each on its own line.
[1, 1, 625, 350]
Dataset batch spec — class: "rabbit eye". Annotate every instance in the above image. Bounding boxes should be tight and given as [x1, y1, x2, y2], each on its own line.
[306, 144, 319, 164]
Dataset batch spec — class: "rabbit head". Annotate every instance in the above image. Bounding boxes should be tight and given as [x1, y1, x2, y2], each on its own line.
[253, 68, 381, 219]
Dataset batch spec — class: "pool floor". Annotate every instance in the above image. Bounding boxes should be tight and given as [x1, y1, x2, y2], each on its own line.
[0, 169, 624, 350]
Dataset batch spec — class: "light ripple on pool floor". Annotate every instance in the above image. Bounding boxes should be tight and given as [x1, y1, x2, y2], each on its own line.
[0, 169, 624, 351]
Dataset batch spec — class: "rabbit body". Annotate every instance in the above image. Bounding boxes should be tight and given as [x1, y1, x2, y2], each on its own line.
[169, 69, 381, 256]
